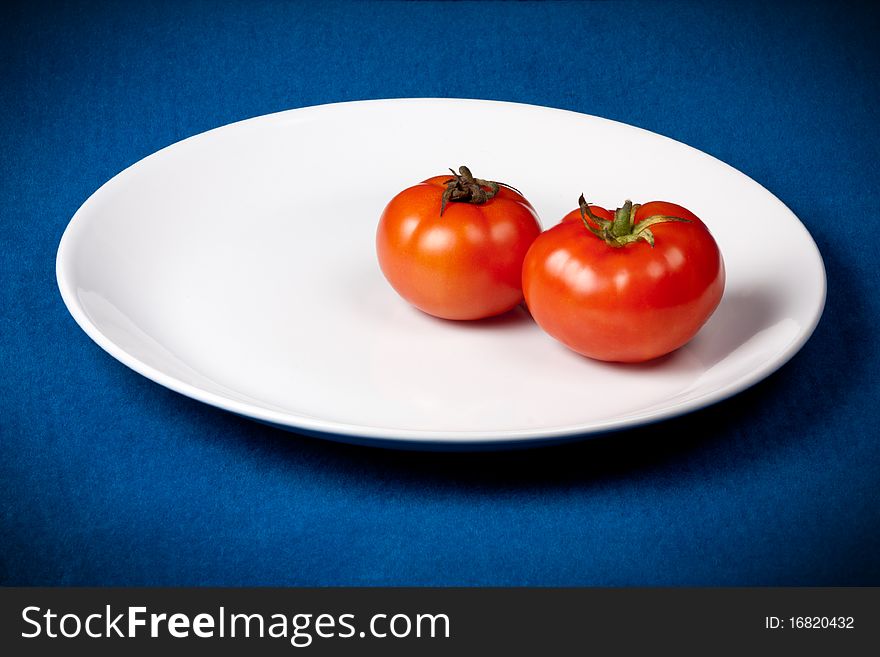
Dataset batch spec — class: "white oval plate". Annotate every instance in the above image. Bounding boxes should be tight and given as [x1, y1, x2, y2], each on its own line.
[57, 99, 825, 449]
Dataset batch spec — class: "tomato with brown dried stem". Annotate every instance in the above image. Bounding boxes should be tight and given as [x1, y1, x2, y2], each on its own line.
[377, 166, 542, 320]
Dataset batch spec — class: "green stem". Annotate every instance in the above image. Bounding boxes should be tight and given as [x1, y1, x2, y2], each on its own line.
[578, 195, 691, 248]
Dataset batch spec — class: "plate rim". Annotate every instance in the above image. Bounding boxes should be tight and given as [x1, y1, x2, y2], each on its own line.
[56, 97, 827, 447]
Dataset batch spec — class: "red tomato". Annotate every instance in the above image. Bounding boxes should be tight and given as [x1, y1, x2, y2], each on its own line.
[522, 197, 725, 362]
[377, 167, 541, 320]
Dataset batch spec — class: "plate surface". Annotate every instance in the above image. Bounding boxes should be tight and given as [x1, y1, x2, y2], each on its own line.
[57, 99, 826, 448]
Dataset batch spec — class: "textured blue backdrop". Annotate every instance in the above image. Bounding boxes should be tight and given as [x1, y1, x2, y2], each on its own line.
[2, 0, 878, 585]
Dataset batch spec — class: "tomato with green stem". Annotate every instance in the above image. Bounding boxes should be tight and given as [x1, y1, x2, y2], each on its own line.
[377, 166, 541, 320]
[522, 195, 725, 363]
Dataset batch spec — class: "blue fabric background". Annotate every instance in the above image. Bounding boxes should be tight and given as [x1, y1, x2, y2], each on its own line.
[2, 0, 878, 586]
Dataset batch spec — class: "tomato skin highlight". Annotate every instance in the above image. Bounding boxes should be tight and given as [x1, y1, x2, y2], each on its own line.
[522, 201, 725, 363]
[377, 174, 542, 320]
